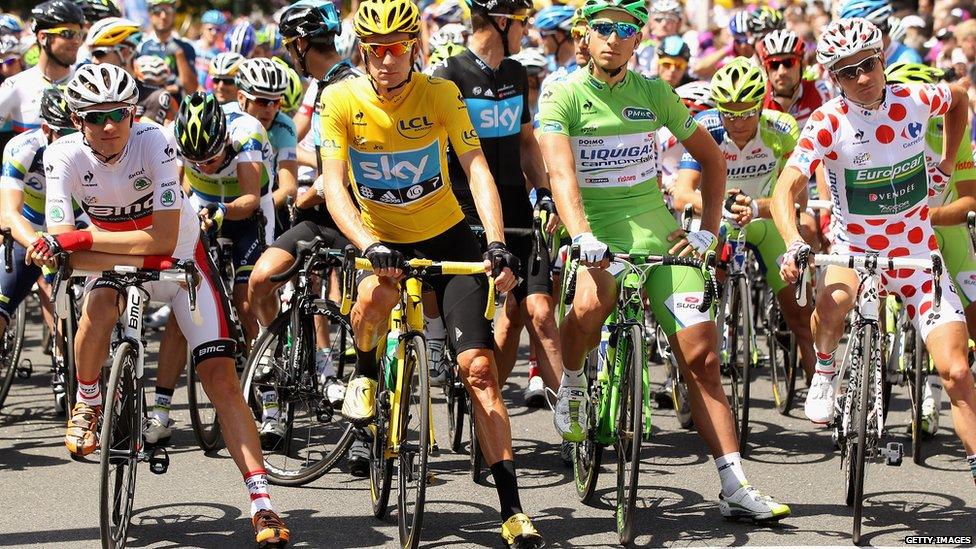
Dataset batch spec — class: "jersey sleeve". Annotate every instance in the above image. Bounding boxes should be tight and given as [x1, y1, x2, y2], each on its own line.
[536, 81, 573, 136]
[274, 116, 298, 163]
[148, 129, 182, 212]
[317, 83, 350, 162]
[785, 108, 832, 178]
[42, 143, 77, 229]
[765, 111, 799, 162]
[0, 135, 30, 192]
[230, 114, 269, 164]
[0, 78, 16, 123]
[648, 78, 697, 142]
[898, 83, 953, 118]
[435, 79, 480, 157]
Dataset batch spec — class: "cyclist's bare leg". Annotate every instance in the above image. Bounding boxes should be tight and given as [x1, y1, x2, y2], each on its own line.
[494, 294, 523, 384]
[559, 267, 618, 375]
[248, 247, 293, 327]
[777, 285, 816, 383]
[36, 277, 57, 336]
[75, 287, 122, 382]
[811, 265, 858, 354]
[196, 356, 266, 473]
[234, 283, 258, 349]
[925, 321, 976, 455]
[671, 322, 737, 457]
[154, 313, 188, 391]
[521, 294, 563, 390]
[458, 347, 513, 464]
[351, 275, 398, 353]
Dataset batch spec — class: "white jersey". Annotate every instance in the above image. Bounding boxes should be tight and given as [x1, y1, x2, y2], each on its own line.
[43, 123, 200, 260]
[787, 83, 952, 257]
[0, 66, 70, 133]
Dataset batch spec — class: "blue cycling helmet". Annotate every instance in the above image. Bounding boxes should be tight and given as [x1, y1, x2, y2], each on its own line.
[534, 5, 577, 32]
[225, 23, 256, 57]
[278, 0, 341, 45]
[657, 35, 690, 60]
[201, 10, 226, 27]
[0, 14, 24, 35]
[839, 0, 892, 28]
[729, 10, 752, 37]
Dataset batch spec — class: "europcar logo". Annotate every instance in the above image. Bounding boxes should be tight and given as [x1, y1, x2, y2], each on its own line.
[622, 107, 657, 122]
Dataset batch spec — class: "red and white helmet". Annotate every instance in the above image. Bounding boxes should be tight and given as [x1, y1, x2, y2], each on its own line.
[816, 17, 882, 69]
[758, 29, 804, 61]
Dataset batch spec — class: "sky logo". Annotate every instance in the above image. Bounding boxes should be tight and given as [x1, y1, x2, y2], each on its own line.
[464, 96, 523, 138]
[350, 141, 441, 189]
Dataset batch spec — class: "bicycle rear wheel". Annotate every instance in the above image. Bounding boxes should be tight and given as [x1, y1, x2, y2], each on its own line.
[445, 359, 465, 454]
[616, 325, 643, 545]
[397, 335, 430, 549]
[724, 278, 749, 450]
[468, 394, 485, 484]
[188, 352, 222, 452]
[0, 301, 25, 409]
[371, 350, 394, 519]
[909, 330, 925, 465]
[851, 325, 875, 544]
[99, 341, 142, 549]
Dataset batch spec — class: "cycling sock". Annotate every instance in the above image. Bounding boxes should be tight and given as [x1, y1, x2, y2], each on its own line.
[715, 452, 748, 497]
[814, 347, 836, 376]
[425, 314, 446, 340]
[561, 366, 586, 389]
[151, 386, 174, 424]
[261, 390, 279, 421]
[244, 469, 273, 516]
[528, 356, 539, 378]
[355, 346, 379, 379]
[968, 454, 976, 484]
[489, 460, 523, 520]
[922, 375, 943, 411]
[77, 377, 102, 407]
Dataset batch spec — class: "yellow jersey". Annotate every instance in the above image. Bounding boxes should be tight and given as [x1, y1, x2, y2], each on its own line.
[318, 73, 481, 243]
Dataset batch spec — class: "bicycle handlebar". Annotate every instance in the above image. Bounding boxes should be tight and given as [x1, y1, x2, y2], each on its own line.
[57, 257, 200, 311]
[795, 251, 943, 309]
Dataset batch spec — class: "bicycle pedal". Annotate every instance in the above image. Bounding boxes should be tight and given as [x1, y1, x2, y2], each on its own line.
[882, 442, 903, 466]
[148, 446, 170, 474]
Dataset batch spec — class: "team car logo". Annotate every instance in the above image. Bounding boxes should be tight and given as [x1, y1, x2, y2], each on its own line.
[160, 189, 176, 207]
[133, 177, 151, 191]
[49, 206, 65, 223]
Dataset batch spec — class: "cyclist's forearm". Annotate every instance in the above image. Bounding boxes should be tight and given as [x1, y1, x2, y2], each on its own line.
[771, 166, 806, 244]
[671, 170, 703, 215]
[89, 229, 177, 256]
[519, 124, 549, 191]
[465, 151, 507, 244]
[273, 162, 298, 209]
[323, 162, 374, 250]
[66, 250, 156, 272]
[943, 84, 970, 163]
[682, 126, 725, 235]
[930, 195, 976, 226]
[0, 191, 36, 247]
[224, 194, 260, 220]
[540, 134, 590, 236]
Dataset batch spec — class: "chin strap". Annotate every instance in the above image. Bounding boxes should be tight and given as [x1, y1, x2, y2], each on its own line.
[484, 14, 515, 57]
[842, 86, 885, 111]
[42, 38, 73, 69]
[368, 69, 413, 97]
[589, 60, 626, 79]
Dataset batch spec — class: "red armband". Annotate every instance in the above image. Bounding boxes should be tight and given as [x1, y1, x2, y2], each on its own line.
[55, 230, 93, 252]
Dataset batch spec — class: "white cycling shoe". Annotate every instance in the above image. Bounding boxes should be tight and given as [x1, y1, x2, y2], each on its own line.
[144, 417, 174, 445]
[719, 485, 791, 522]
[523, 375, 546, 408]
[804, 371, 837, 424]
[553, 385, 588, 443]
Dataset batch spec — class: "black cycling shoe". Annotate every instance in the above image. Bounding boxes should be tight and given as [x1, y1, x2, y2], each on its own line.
[347, 430, 370, 477]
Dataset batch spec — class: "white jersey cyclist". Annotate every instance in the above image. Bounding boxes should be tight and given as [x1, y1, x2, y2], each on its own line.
[1, 129, 86, 230]
[788, 82, 965, 338]
[0, 66, 71, 134]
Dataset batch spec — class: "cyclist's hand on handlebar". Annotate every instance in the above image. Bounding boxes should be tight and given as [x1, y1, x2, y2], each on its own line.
[364, 242, 407, 279]
[26, 233, 62, 269]
[669, 228, 717, 258]
[780, 239, 810, 284]
[485, 241, 519, 293]
[724, 190, 756, 226]
[199, 203, 226, 233]
[535, 188, 560, 233]
[572, 232, 611, 268]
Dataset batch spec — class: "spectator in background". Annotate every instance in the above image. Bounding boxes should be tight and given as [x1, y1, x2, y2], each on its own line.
[635, 0, 683, 76]
[194, 10, 226, 86]
[692, 10, 754, 79]
[656, 35, 693, 86]
[137, 0, 198, 93]
[534, 5, 577, 72]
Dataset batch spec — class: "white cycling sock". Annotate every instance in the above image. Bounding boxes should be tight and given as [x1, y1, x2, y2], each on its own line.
[715, 452, 749, 497]
[561, 367, 586, 389]
[151, 387, 173, 424]
[814, 345, 836, 376]
[77, 376, 102, 407]
[316, 349, 335, 378]
[425, 314, 446, 340]
[244, 469, 273, 515]
[922, 374, 943, 412]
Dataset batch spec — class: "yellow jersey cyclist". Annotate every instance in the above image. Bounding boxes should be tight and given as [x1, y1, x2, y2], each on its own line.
[318, 0, 543, 545]
[224, 57, 299, 238]
[29, 64, 289, 547]
[773, 19, 976, 487]
[538, 0, 791, 521]
[885, 61, 976, 437]
[671, 58, 817, 386]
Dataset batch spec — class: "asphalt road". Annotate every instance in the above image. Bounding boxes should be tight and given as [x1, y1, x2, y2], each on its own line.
[1, 312, 974, 548]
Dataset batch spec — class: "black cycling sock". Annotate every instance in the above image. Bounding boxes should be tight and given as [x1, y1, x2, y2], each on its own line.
[490, 460, 523, 520]
[355, 346, 379, 379]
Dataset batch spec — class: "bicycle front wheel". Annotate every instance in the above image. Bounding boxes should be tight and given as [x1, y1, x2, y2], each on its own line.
[851, 324, 875, 544]
[99, 341, 142, 549]
[615, 325, 644, 545]
[909, 330, 925, 465]
[574, 348, 603, 503]
[397, 335, 430, 549]
[766, 288, 798, 415]
[0, 301, 25, 409]
[445, 359, 465, 454]
[188, 352, 222, 452]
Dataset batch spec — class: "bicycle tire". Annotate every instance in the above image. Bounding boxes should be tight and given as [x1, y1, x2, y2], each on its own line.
[767, 288, 798, 415]
[736, 277, 753, 454]
[445, 364, 465, 454]
[62, 304, 79, 416]
[910, 330, 925, 465]
[723, 278, 744, 445]
[397, 334, 430, 549]
[242, 310, 354, 486]
[469, 394, 485, 484]
[852, 324, 874, 545]
[574, 348, 603, 503]
[370, 348, 394, 519]
[0, 301, 25, 409]
[616, 325, 643, 545]
[99, 341, 141, 549]
[187, 354, 223, 452]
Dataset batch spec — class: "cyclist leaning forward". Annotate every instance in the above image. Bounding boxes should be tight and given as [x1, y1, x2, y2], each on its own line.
[538, 0, 791, 521]
[774, 18, 976, 486]
[319, 0, 544, 545]
[28, 64, 289, 546]
[671, 57, 817, 385]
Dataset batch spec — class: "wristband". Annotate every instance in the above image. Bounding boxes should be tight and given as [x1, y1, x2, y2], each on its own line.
[56, 230, 93, 252]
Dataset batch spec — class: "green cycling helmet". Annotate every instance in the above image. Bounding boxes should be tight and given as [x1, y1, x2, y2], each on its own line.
[428, 43, 467, 65]
[581, 0, 648, 26]
[175, 92, 228, 163]
[710, 56, 767, 104]
[885, 62, 947, 84]
[272, 56, 305, 114]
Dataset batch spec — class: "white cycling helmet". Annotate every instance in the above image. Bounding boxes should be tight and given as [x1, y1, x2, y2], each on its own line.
[676, 80, 715, 109]
[816, 17, 882, 70]
[888, 16, 907, 44]
[236, 57, 288, 98]
[64, 63, 138, 112]
[335, 20, 358, 62]
[210, 51, 245, 78]
[511, 47, 548, 74]
[133, 55, 171, 82]
[650, 0, 682, 18]
[429, 23, 468, 50]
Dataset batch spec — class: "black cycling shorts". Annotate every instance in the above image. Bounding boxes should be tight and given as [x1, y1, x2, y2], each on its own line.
[497, 230, 551, 303]
[270, 220, 350, 257]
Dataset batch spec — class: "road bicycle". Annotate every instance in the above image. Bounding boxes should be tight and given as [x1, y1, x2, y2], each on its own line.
[241, 238, 356, 485]
[564, 245, 716, 545]
[0, 229, 26, 410]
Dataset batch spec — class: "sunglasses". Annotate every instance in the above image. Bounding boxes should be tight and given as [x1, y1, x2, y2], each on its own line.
[361, 39, 416, 58]
[831, 54, 882, 81]
[590, 20, 641, 39]
[213, 76, 235, 85]
[190, 149, 225, 167]
[653, 16, 679, 23]
[245, 95, 281, 108]
[659, 59, 687, 70]
[2, 57, 19, 67]
[79, 107, 131, 125]
[52, 126, 78, 137]
[150, 5, 175, 14]
[489, 12, 529, 22]
[765, 57, 798, 71]
[718, 103, 761, 120]
[43, 27, 81, 40]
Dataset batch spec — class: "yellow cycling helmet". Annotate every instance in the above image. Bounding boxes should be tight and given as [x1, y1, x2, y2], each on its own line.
[85, 17, 142, 48]
[354, 0, 421, 38]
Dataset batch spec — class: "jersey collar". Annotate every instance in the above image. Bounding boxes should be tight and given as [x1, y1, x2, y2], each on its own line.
[840, 86, 889, 120]
[583, 63, 632, 91]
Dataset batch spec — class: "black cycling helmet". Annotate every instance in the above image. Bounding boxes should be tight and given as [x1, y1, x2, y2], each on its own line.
[31, 0, 86, 32]
[39, 86, 74, 130]
[74, 0, 122, 22]
[464, 0, 532, 57]
[174, 92, 228, 163]
[279, 0, 341, 44]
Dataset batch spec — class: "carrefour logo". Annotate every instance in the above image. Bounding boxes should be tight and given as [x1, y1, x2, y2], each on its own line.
[349, 141, 440, 188]
[622, 107, 657, 122]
